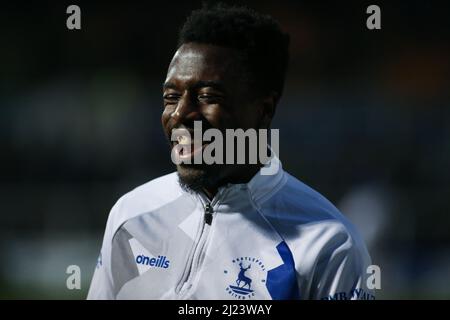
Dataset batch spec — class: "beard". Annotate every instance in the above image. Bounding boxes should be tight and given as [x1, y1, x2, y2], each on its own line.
[165, 127, 223, 193]
[176, 163, 222, 194]
[165, 127, 263, 194]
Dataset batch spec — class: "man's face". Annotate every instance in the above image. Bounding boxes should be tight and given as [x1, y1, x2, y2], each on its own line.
[162, 42, 266, 192]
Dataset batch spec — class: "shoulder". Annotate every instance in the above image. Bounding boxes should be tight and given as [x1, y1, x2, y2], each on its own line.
[259, 171, 370, 267]
[105, 172, 183, 236]
[260, 171, 349, 225]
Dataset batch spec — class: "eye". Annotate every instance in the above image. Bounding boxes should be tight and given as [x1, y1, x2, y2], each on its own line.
[163, 93, 181, 104]
[198, 94, 211, 100]
[198, 94, 222, 103]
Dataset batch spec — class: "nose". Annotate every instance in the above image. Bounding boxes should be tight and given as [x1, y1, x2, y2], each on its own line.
[170, 92, 201, 126]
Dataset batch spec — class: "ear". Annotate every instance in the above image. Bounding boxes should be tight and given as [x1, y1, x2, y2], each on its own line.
[258, 91, 278, 129]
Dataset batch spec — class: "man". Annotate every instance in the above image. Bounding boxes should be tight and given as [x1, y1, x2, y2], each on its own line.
[87, 4, 374, 300]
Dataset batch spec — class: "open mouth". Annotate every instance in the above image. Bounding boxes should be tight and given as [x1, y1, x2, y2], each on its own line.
[171, 129, 208, 162]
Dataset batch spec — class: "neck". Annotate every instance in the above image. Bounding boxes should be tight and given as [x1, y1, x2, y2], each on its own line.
[202, 163, 262, 200]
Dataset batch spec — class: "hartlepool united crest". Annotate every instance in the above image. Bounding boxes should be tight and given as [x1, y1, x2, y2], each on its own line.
[224, 256, 267, 299]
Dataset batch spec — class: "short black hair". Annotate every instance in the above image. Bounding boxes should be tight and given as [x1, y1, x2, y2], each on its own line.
[178, 3, 290, 100]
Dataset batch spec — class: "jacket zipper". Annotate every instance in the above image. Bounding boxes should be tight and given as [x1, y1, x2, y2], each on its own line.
[175, 190, 225, 297]
[204, 203, 213, 225]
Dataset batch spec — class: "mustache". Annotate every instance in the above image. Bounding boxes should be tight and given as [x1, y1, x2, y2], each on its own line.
[169, 121, 215, 136]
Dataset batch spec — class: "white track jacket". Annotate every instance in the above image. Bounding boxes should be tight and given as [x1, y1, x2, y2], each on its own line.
[87, 156, 374, 300]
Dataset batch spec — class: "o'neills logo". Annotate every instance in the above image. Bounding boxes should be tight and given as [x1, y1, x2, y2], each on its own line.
[135, 254, 170, 269]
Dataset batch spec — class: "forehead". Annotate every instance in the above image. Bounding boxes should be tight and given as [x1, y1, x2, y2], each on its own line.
[165, 43, 243, 86]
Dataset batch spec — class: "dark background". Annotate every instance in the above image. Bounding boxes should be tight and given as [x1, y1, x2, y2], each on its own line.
[1, 0, 449, 299]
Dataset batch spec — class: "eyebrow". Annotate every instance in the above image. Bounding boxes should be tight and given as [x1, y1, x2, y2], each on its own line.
[162, 82, 177, 90]
[193, 80, 225, 91]
[163, 80, 225, 91]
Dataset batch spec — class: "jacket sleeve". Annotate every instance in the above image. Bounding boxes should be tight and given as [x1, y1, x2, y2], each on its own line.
[309, 230, 375, 300]
[86, 198, 125, 300]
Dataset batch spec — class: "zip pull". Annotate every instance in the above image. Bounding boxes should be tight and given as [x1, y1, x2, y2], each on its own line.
[204, 203, 213, 225]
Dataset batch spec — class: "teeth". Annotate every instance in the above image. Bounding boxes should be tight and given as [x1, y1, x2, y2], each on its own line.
[177, 135, 191, 145]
